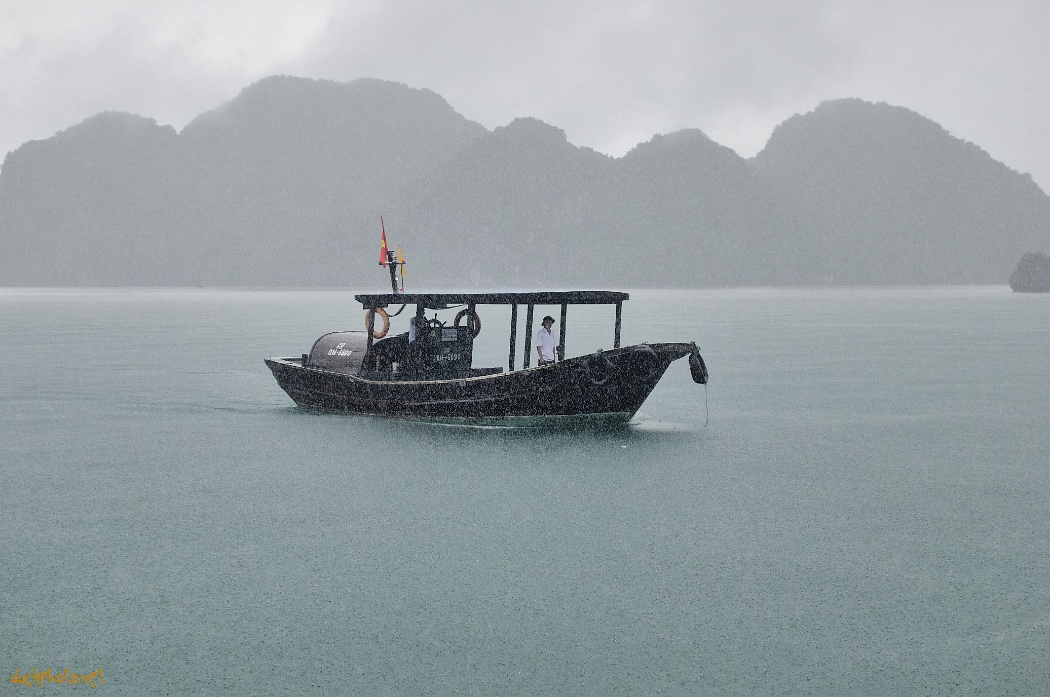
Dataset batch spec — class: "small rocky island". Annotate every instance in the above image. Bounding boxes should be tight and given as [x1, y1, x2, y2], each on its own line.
[1009, 251, 1050, 292]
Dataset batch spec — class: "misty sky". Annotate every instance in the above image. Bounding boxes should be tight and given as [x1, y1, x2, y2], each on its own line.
[2, 0, 1048, 192]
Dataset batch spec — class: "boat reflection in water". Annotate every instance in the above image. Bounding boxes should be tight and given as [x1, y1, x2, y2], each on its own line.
[266, 287, 708, 426]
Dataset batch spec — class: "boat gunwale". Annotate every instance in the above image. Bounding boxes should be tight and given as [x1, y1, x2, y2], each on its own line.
[265, 341, 694, 386]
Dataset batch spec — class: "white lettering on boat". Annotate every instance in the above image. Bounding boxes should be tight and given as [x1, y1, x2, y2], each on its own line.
[328, 343, 354, 357]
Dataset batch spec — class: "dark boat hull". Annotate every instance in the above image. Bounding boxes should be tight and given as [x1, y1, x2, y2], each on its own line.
[265, 343, 695, 422]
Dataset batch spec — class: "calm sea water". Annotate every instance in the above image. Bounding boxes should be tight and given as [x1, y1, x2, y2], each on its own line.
[2, 287, 1048, 695]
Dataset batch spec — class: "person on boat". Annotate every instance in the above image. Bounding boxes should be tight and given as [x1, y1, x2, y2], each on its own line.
[536, 316, 557, 366]
[408, 312, 423, 343]
[407, 311, 426, 367]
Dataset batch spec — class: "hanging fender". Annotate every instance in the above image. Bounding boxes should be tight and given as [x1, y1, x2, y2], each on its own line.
[689, 345, 709, 385]
[364, 307, 390, 339]
[583, 350, 615, 386]
[620, 345, 660, 383]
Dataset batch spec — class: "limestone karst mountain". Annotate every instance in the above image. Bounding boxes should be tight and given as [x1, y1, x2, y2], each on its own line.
[1009, 251, 1050, 292]
[2, 77, 1048, 287]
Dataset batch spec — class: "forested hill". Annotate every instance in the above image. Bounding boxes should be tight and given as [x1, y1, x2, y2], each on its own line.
[1, 76, 1047, 288]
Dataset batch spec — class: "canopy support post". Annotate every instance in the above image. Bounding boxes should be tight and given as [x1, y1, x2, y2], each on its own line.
[365, 306, 376, 368]
[614, 301, 622, 348]
[558, 303, 567, 360]
[523, 304, 535, 368]
[508, 304, 518, 371]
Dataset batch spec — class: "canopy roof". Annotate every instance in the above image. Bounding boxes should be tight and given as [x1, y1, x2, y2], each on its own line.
[354, 290, 629, 309]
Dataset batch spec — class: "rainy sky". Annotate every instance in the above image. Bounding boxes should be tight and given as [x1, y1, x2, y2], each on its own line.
[2, 0, 1048, 191]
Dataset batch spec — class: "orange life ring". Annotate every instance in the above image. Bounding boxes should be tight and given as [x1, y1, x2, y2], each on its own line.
[454, 308, 481, 337]
[364, 307, 390, 338]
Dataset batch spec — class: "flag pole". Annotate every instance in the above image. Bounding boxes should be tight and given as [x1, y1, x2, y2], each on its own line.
[387, 250, 399, 294]
[379, 217, 400, 294]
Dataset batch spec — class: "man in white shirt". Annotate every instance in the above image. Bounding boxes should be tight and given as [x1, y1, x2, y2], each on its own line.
[535, 315, 557, 366]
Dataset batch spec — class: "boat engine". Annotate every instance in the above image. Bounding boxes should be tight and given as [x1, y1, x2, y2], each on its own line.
[306, 332, 368, 374]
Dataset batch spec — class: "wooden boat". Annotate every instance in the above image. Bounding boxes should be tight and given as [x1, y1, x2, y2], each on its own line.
[265, 289, 708, 424]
